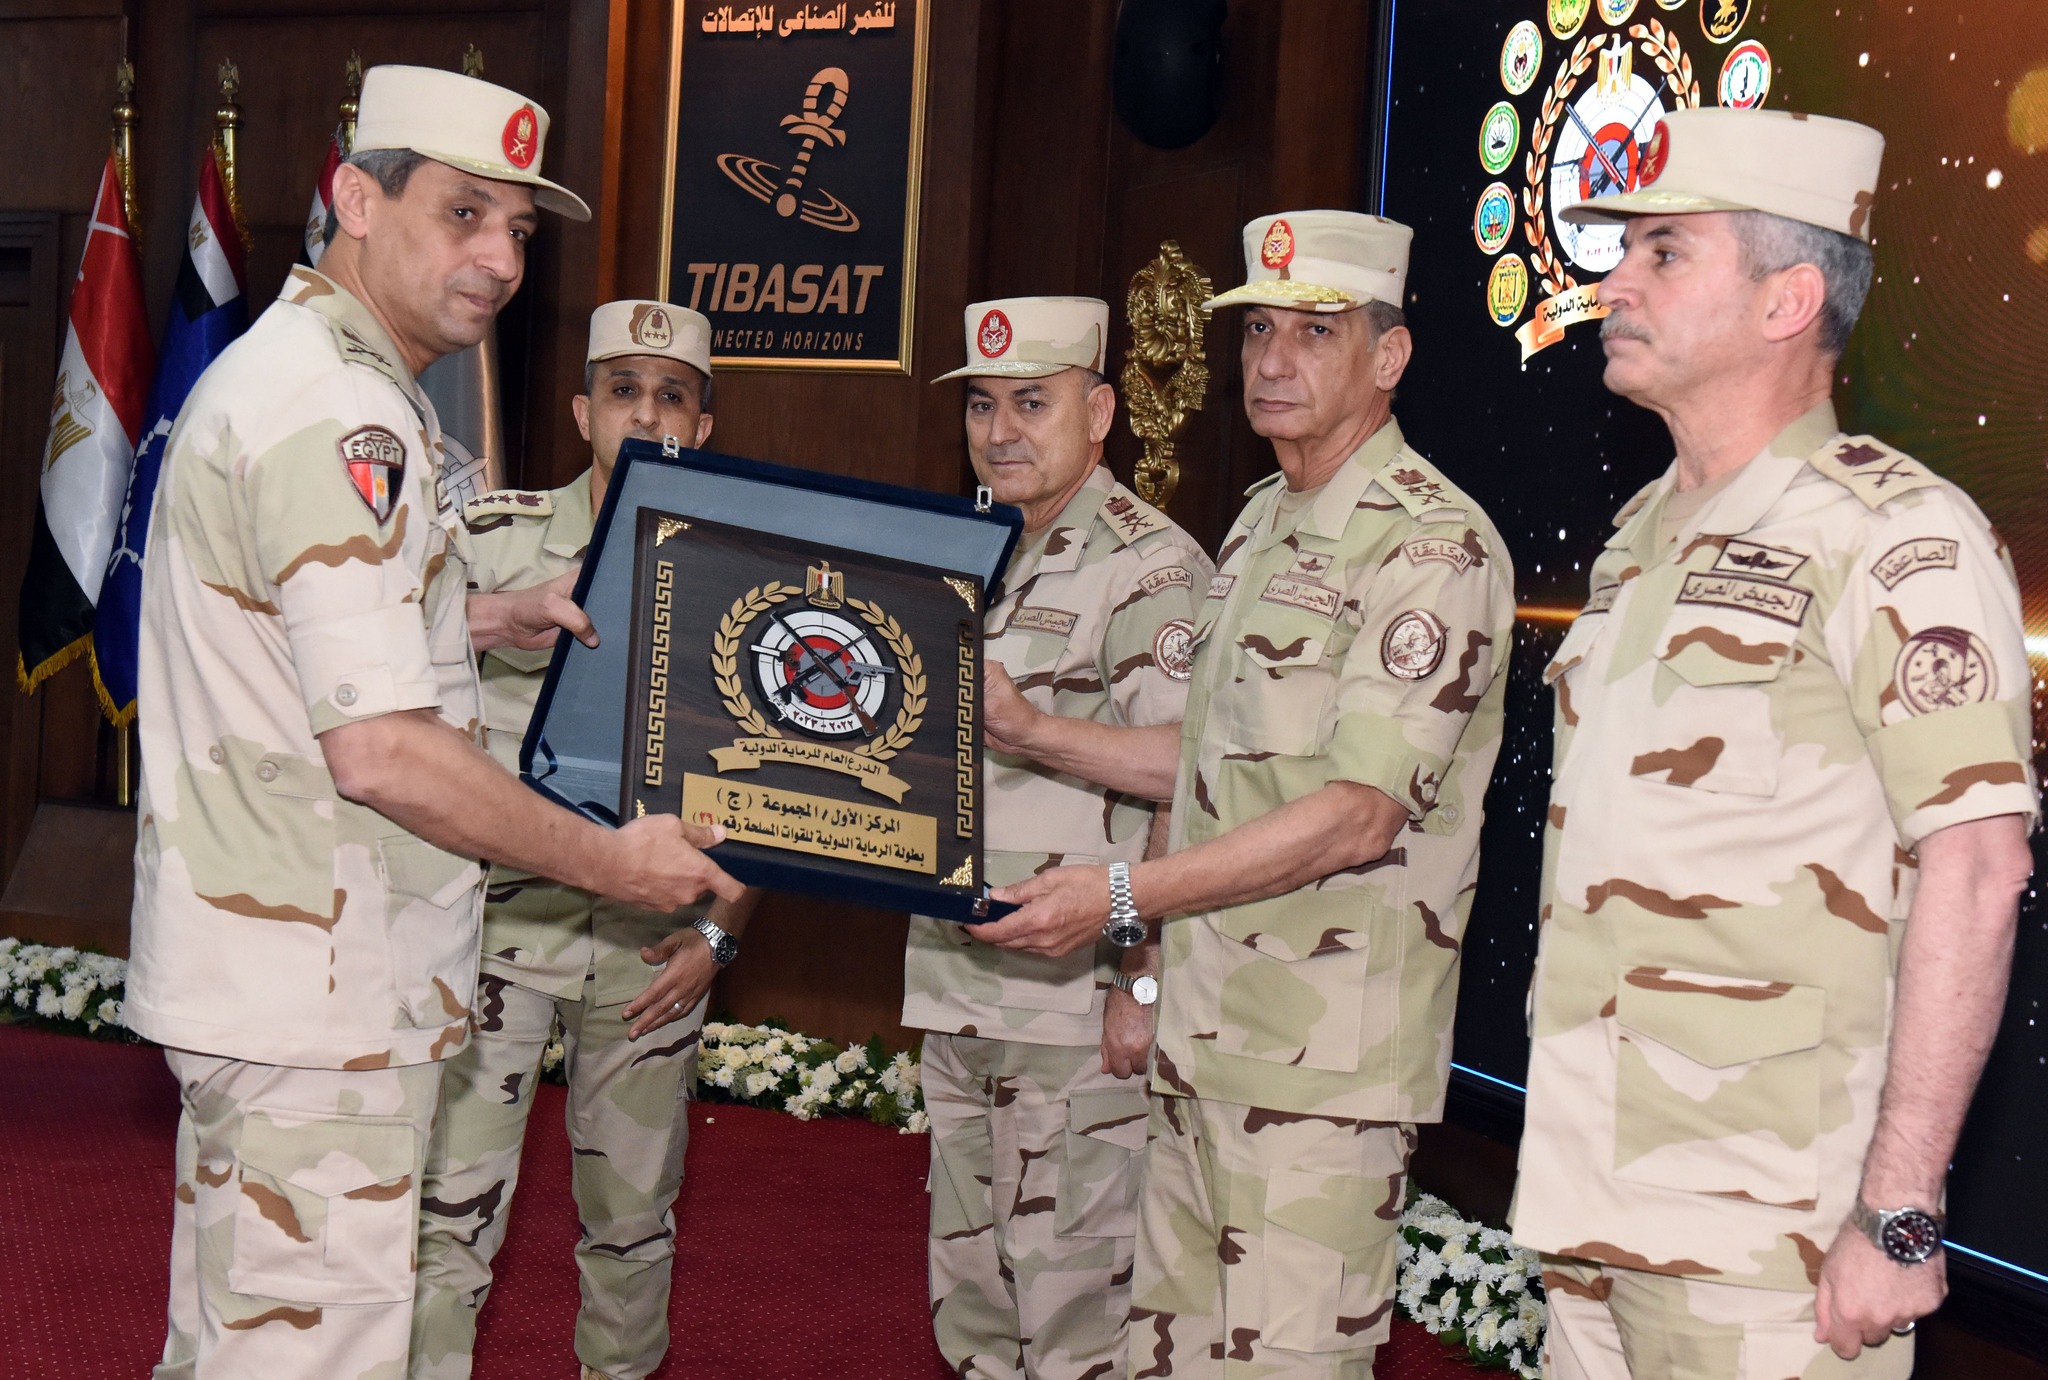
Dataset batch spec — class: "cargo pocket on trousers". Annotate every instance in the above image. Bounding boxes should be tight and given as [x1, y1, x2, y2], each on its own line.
[1262, 1167, 1402, 1353]
[1054, 1085, 1149, 1238]
[1612, 968, 1825, 1208]
[228, 1110, 420, 1305]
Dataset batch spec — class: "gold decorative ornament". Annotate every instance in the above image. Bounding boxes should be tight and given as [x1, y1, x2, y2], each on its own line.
[942, 576, 978, 612]
[1120, 241, 1213, 508]
[111, 61, 141, 248]
[938, 856, 975, 888]
[213, 60, 253, 252]
[340, 51, 363, 154]
[462, 44, 486, 80]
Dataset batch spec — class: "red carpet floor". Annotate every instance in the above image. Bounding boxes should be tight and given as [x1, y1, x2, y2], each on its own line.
[0, 1024, 1471, 1378]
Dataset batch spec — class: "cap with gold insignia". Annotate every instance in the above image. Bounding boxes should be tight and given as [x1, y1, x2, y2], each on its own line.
[587, 300, 712, 378]
[353, 64, 590, 222]
[1560, 108, 1884, 242]
[1203, 211, 1413, 313]
[933, 297, 1108, 382]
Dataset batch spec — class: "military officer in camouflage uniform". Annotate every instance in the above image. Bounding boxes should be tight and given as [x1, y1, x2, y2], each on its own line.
[910, 296, 1212, 1380]
[411, 301, 755, 1380]
[980, 215, 1516, 1376]
[1509, 109, 2039, 1378]
[126, 68, 738, 1380]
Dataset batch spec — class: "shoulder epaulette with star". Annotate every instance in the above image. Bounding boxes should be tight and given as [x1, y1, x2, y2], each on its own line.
[1098, 485, 1170, 548]
[1805, 434, 1943, 511]
[463, 489, 554, 524]
[1375, 451, 1469, 522]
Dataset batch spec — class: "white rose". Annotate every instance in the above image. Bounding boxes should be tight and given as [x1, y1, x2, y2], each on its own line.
[60, 987, 87, 1020]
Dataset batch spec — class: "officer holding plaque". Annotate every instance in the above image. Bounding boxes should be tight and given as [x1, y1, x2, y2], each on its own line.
[977, 215, 1516, 1376]
[910, 296, 1212, 1380]
[125, 68, 738, 1380]
[412, 301, 756, 1380]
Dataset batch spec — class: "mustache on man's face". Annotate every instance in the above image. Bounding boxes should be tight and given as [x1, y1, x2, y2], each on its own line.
[1600, 314, 1651, 344]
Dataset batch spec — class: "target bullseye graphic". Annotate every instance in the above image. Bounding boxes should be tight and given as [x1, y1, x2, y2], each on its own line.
[751, 607, 894, 739]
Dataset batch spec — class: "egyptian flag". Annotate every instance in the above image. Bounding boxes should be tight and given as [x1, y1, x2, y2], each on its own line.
[91, 147, 247, 724]
[17, 158, 153, 694]
[300, 123, 344, 266]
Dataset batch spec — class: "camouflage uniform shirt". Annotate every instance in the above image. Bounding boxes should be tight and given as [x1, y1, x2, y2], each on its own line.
[127, 266, 485, 1070]
[902, 467, 1212, 1045]
[1153, 419, 1515, 1120]
[1512, 403, 2041, 1291]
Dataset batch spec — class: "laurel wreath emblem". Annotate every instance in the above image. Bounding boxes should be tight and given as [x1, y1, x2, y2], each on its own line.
[710, 582, 926, 760]
[1521, 18, 1700, 296]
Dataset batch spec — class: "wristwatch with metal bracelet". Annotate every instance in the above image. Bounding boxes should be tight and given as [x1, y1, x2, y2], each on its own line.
[691, 915, 741, 967]
[1103, 861, 1146, 948]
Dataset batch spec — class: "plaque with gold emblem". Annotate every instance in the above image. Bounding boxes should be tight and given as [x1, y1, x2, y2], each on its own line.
[523, 438, 1019, 923]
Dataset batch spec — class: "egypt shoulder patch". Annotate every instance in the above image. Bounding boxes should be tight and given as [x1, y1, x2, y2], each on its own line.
[1675, 571, 1810, 626]
[1871, 538, 1958, 590]
[1139, 566, 1195, 597]
[1403, 533, 1476, 573]
[1154, 619, 1196, 682]
[339, 426, 406, 523]
[463, 489, 554, 524]
[1807, 434, 1942, 509]
[1382, 609, 1448, 681]
[1894, 626, 1996, 715]
[1008, 606, 1078, 637]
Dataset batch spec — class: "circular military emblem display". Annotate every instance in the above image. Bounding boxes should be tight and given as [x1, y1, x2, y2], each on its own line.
[1154, 620, 1195, 683]
[751, 608, 894, 739]
[1502, 21, 1544, 95]
[1260, 218, 1296, 269]
[1474, 183, 1517, 253]
[976, 308, 1012, 358]
[1598, 0, 1639, 24]
[1480, 101, 1522, 174]
[1487, 253, 1530, 325]
[1547, 0, 1591, 40]
[1545, 36, 1680, 275]
[1700, 0, 1750, 44]
[1382, 610, 1449, 681]
[1718, 39, 1771, 108]
[1894, 627, 1996, 715]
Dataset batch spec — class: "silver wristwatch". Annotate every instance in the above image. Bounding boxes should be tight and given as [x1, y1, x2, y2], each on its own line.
[1850, 1198, 1944, 1264]
[691, 916, 740, 967]
[1103, 861, 1145, 948]
[1111, 971, 1158, 1006]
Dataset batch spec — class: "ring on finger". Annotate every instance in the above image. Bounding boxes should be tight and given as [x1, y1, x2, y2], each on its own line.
[1891, 1321, 1917, 1336]
[670, 1000, 683, 1014]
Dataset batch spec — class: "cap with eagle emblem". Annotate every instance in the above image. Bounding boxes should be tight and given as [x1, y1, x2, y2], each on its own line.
[1560, 107, 1884, 242]
[1202, 210, 1414, 312]
[585, 299, 712, 377]
[351, 64, 590, 222]
[932, 296, 1109, 381]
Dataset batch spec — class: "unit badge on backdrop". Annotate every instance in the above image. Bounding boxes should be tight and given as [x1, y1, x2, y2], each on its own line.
[1473, 0, 1770, 361]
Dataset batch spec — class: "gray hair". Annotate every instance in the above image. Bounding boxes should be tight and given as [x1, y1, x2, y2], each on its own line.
[320, 148, 429, 247]
[582, 358, 714, 414]
[1360, 299, 1406, 342]
[1727, 210, 1873, 356]
[1074, 366, 1111, 394]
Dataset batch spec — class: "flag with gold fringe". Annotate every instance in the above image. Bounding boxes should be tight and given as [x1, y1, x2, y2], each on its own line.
[17, 156, 154, 695]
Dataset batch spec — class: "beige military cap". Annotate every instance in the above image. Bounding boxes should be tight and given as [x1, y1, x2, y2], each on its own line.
[933, 297, 1108, 382]
[354, 64, 590, 222]
[588, 300, 712, 377]
[1561, 108, 1884, 242]
[1203, 211, 1412, 312]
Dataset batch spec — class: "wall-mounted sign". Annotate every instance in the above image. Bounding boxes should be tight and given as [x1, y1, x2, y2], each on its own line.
[660, 1, 930, 372]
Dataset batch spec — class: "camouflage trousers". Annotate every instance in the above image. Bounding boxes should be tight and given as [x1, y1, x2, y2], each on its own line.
[1540, 1257, 1915, 1380]
[409, 969, 704, 1380]
[1129, 1094, 1415, 1378]
[924, 1031, 1150, 1380]
[155, 1049, 444, 1380]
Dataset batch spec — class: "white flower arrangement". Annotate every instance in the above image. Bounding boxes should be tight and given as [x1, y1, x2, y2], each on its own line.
[0, 939, 132, 1039]
[694, 1021, 926, 1133]
[1397, 1192, 1546, 1378]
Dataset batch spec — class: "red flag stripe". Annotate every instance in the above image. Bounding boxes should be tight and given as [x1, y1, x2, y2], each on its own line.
[67, 159, 153, 445]
[194, 146, 247, 285]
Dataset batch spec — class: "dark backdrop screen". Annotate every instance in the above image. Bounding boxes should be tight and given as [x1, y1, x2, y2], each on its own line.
[1374, 0, 2048, 1288]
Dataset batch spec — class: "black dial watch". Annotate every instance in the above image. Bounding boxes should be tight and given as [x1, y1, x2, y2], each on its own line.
[1851, 1198, 1944, 1264]
[691, 916, 740, 967]
[1104, 862, 1145, 949]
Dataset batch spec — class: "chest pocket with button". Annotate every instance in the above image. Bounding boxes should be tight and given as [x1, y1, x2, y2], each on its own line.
[1224, 592, 1345, 758]
[1633, 601, 1797, 797]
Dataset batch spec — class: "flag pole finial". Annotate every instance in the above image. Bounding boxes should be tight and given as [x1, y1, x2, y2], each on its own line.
[340, 51, 362, 155]
[462, 44, 485, 79]
[214, 59, 254, 251]
[111, 60, 141, 245]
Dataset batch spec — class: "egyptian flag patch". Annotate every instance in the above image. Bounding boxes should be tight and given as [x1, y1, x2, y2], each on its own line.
[339, 425, 406, 523]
